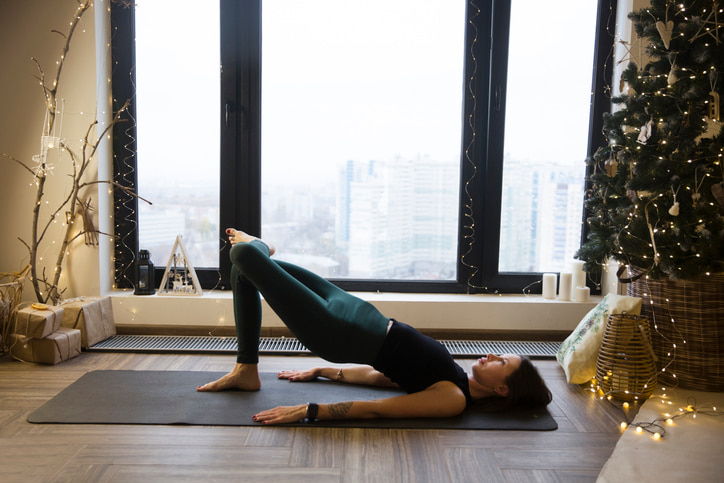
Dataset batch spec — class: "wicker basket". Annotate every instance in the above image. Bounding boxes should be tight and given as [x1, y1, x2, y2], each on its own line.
[595, 313, 657, 402]
[627, 273, 724, 391]
[1, 268, 27, 354]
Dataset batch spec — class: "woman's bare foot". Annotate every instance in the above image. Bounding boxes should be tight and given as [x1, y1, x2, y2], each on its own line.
[225, 228, 276, 255]
[197, 363, 262, 392]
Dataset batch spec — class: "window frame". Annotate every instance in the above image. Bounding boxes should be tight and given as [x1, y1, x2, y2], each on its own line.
[111, 0, 615, 294]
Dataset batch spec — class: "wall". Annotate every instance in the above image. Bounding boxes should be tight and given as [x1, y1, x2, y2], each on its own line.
[0, 0, 101, 299]
[2, 0, 634, 335]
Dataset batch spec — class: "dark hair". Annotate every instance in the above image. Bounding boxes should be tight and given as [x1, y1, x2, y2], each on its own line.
[474, 356, 552, 412]
[504, 356, 552, 409]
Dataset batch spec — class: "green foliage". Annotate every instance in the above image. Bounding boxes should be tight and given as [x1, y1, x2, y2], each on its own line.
[577, 0, 724, 279]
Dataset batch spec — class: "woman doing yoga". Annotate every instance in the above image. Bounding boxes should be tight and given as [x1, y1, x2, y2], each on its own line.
[198, 229, 552, 425]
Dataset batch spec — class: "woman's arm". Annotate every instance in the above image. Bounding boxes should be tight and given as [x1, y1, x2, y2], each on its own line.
[278, 366, 398, 387]
[252, 380, 467, 425]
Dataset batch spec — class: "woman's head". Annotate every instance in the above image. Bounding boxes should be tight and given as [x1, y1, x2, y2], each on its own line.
[470, 354, 552, 411]
[503, 355, 552, 409]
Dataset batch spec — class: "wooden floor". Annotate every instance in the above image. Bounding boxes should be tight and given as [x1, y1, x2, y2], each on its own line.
[0, 351, 629, 482]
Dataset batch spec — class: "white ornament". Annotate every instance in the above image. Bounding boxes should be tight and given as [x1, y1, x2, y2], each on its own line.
[637, 119, 654, 144]
[668, 202, 680, 216]
[656, 20, 674, 49]
[668, 63, 678, 85]
[158, 235, 202, 296]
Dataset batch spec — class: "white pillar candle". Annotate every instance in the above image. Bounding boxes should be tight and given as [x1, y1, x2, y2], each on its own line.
[558, 272, 572, 301]
[542, 273, 557, 299]
[574, 286, 590, 302]
[571, 259, 586, 290]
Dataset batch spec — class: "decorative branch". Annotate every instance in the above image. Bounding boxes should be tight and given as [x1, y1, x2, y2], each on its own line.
[1, 3, 142, 305]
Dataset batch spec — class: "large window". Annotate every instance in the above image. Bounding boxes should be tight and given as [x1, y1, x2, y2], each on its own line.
[135, 0, 221, 270]
[498, 1, 600, 273]
[112, 0, 615, 293]
[261, 1, 465, 280]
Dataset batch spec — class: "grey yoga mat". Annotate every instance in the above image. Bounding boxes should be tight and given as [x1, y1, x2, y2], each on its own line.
[27, 370, 558, 430]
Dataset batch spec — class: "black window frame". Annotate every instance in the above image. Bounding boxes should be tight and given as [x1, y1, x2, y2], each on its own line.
[111, 0, 615, 294]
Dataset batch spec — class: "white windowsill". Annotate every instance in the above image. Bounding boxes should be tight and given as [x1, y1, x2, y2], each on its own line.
[109, 289, 599, 333]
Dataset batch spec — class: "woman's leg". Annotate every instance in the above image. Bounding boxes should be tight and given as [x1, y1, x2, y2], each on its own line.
[228, 240, 389, 364]
[198, 234, 389, 392]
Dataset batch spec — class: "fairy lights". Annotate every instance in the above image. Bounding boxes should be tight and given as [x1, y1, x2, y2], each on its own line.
[577, 0, 724, 439]
[459, 0, 484, 293]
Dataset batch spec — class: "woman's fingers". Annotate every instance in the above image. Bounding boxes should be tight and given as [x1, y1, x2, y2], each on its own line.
[277, 369, 314, 382]
[253, 405, 305, 425]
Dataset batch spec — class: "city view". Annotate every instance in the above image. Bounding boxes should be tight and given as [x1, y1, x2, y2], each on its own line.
[139, 154, 585, 280]
[135, 0, 595, 283]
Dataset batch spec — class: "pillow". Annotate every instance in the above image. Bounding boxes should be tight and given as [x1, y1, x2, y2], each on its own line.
[557, 294, 642, 384]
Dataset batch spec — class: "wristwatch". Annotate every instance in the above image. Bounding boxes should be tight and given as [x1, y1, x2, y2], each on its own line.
[306, 402, 319, 421]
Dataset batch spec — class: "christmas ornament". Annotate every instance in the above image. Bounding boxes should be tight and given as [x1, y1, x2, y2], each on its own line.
[605, 152, 618, 176]
[668, 62, 678, 85]
[656, 20, 674, 49]
[637, 119, 654, 144]
[669, 185, 680, 216]
[709, 91, 721, 121]
[689, 3, 723, 45]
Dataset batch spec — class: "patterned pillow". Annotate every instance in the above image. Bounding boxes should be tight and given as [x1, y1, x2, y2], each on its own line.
[557, 294, 642, 384]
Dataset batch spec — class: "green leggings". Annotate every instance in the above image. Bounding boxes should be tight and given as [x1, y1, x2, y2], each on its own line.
[230, 240, 390, 364]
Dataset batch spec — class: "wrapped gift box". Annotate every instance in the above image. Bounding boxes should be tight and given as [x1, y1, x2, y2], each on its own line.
[9, 327, 81, 364]
[60, 296, 116, 348]
[13, 303, 63, 339]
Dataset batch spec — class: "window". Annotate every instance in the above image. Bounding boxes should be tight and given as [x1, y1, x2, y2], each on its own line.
[135, 0, 221, 271]
[261, 1, 465, 281]
[112, 0, 615, 293]
[498, 1, 601, 273]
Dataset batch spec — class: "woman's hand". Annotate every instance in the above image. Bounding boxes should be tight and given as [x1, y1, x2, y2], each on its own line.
[253, 404, 307, 425]
[277, 368, 319, 382]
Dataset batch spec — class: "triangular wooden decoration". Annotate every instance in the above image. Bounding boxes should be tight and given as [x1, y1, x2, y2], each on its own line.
[158, 235, 202, 296]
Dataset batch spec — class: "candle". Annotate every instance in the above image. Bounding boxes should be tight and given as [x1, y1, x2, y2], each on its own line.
[574, 286, 590, 302]
[542, 273, 557, 299]
[558, 272, 572, 301]
[571, 259, 586, 290]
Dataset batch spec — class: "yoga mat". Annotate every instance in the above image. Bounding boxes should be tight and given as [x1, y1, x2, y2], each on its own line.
[27, 370, 557, 430]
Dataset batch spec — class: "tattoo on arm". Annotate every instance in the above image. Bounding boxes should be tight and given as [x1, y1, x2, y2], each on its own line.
[328, 401, 353, 418]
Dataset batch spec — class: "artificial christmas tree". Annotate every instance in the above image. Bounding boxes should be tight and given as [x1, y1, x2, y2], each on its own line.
[578, 0, 724, 391]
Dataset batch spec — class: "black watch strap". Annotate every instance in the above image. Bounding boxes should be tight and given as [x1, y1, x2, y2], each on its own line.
[306, 402, 319, 421]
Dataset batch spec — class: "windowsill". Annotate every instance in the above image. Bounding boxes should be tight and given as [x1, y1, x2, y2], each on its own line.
[109, 289, 599, 333]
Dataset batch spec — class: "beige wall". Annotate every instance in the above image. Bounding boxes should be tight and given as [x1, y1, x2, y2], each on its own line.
[0, 0, 102, 299]
[1, 0, 629, 332]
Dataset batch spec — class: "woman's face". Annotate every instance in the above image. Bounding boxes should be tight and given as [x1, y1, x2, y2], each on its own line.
[471, 353, 522, 394]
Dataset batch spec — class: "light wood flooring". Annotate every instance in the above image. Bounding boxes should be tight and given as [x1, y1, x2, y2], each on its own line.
[0, 351, 629, 482]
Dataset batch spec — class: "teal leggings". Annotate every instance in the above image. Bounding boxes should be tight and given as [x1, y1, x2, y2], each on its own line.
[230, 240, 390, 364]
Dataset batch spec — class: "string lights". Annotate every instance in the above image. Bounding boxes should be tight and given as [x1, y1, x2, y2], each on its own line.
[109, 2, 224, 297]
[460, 0, 485, 293]
[576, 0, 724, 438]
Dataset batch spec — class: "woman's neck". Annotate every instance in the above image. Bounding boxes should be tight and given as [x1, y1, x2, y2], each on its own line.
[467, 374, 497, 400]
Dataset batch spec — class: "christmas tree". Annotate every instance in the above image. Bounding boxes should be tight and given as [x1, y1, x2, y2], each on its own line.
[578, 0, 724, 280]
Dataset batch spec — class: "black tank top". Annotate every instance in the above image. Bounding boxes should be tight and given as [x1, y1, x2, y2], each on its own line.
[372, 320, 472, 405]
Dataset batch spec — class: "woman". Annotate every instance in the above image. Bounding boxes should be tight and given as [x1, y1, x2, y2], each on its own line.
[198, 229, 552, 425]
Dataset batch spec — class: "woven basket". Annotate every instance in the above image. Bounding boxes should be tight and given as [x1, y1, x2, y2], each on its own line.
[1, 271, 26, 354]
[595, 313, 657, 402]
[627, 273, 724, 391]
